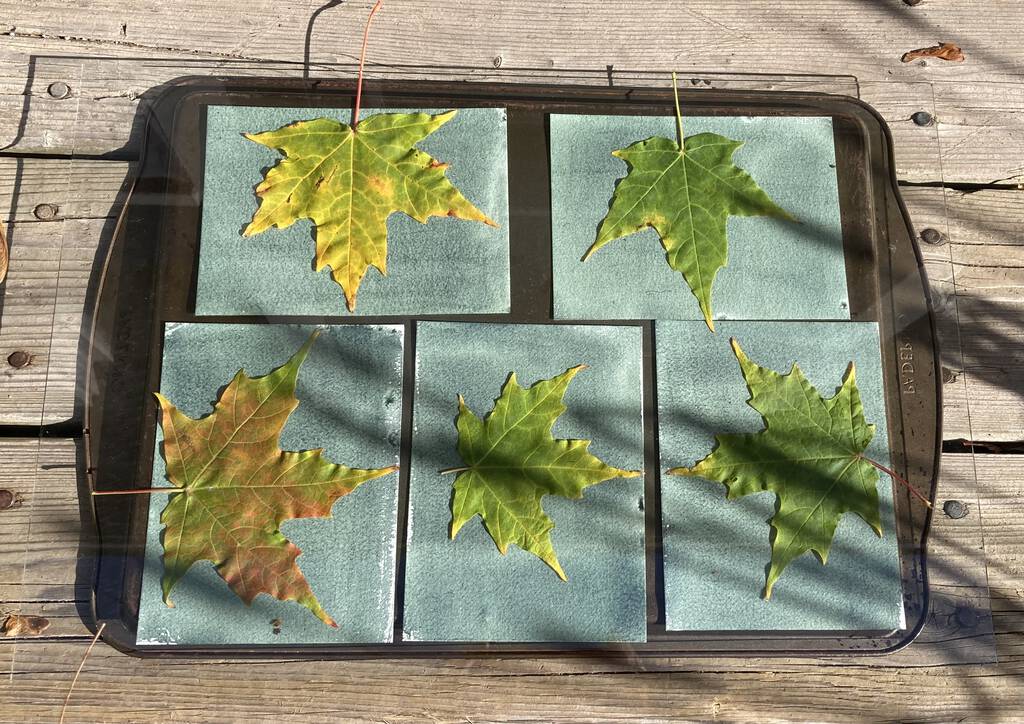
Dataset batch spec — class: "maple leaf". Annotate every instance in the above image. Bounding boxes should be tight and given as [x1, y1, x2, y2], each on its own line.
[448, 365, 641, 580]
[668, 339, 883, 599]
[242, 111, 497, 311]
[155, 330, 398, 626]
[582, 79, 795, 330]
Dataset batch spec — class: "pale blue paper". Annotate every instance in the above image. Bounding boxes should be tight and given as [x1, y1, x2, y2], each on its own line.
[403, 322, 647, 642]
[136, 323, 403, 646]
[196, 105, 510, 316]
[551, 115, 848, 321]
[657, 321, 904, 631]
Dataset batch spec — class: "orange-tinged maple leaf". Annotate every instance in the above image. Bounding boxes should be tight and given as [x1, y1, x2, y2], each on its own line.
[155, 330, 397, 626]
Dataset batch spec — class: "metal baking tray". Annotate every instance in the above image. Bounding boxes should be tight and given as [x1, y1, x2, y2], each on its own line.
[83, 75, 940, 658]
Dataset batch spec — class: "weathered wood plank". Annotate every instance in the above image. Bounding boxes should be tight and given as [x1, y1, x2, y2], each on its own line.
[0, 216, 63, 425]
[0, 216, 108, 425]
[0, 438, 86, 610]
[0, 439, 85, 604]
[0, 158, 130, 222]
[934, 188, 1024, 245]
[989, 586, 1024, 662]
[971, 456, 1024, 590]
[0, 35, 1020, 183]
[0, 439, 39, 591]
[4, 0, 1023, 84]
[914, 190, 1024, 442]
[0, 156, 128, 425]
[859, 80, 1024, 186]
[932, 81, 1024, 186]
[952, 297, 1024, 442]
[1, 630, 1020, 724]
[904, 187, 1024, 442]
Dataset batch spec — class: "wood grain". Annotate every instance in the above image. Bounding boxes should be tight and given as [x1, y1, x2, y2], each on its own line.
[903, 187, 1024, 442]
[0, 216, 110, 425]
[0, 2, 1022, 718]
[0, 439, 85, 604]
[0, 156, 130, 425]
[0, 36, 1021, 183]
[3, 0, 1023, 84]
[0, 599, 1018, 724]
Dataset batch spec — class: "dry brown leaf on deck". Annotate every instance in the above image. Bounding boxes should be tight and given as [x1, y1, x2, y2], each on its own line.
[1, 614, 51, 637]
[901, 42, 965, 63]
[0, 222, 8, 284]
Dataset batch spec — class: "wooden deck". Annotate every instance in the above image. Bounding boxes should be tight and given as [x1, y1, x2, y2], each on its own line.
[1, 1, 1023, 720]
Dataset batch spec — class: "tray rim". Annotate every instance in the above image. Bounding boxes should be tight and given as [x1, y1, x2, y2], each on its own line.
[82, 73, 942, 660]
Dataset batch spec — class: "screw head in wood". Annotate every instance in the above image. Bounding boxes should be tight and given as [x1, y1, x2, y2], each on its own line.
[6, 350, 31, 368]
[943, 499, 969, 519]
[492, 56, 502, 68]
[903, 0, 924, 5]
[920, 227, 946, 245]
[942, 366, 958, 384]
[46, 81, 71, 99]
[911, 111, 934, 127]
[32, 203, 59, 220]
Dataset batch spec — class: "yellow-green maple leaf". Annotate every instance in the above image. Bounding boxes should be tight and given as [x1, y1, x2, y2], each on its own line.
[449, 365, 640, 580]
[243, 111, 496, 311]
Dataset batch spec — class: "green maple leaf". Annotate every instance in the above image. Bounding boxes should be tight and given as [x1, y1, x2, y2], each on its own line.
[243, 111, 497, 311]
[449, 365, 641, 580]
[668, 339, 883, 599]
[155, 330, 397, 626]
[582, 80, 795, 330]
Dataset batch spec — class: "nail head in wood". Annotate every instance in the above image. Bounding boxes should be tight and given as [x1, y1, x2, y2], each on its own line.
[911, 111, 934, 127]
[32, 203, 59, 220]
[942, 366, 958, 384]
[7, 350, 31, 368]
[46, 81, 72, 99]
[920, 227, 946, 245]
[492, 56, 502, 68]
[943, 499, 969, 519]
[903, 0, 924, 5]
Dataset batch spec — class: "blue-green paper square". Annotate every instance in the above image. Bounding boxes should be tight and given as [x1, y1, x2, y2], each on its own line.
[403, 322, 647, 642]
[657, 321, 904, 631]
[195, 105, 510, 316]
[136, 323, 403, 646]
[551, 114, 849, 321]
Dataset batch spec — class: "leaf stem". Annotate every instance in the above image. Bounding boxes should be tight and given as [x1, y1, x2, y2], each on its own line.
[351, 0, 383, 131]
[439, 466, 470, 475]
[92, 487, 179, 496]
[860, 455, 933, 509]
[59, 622, 106, 724]
[672, 71, 684, 152]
